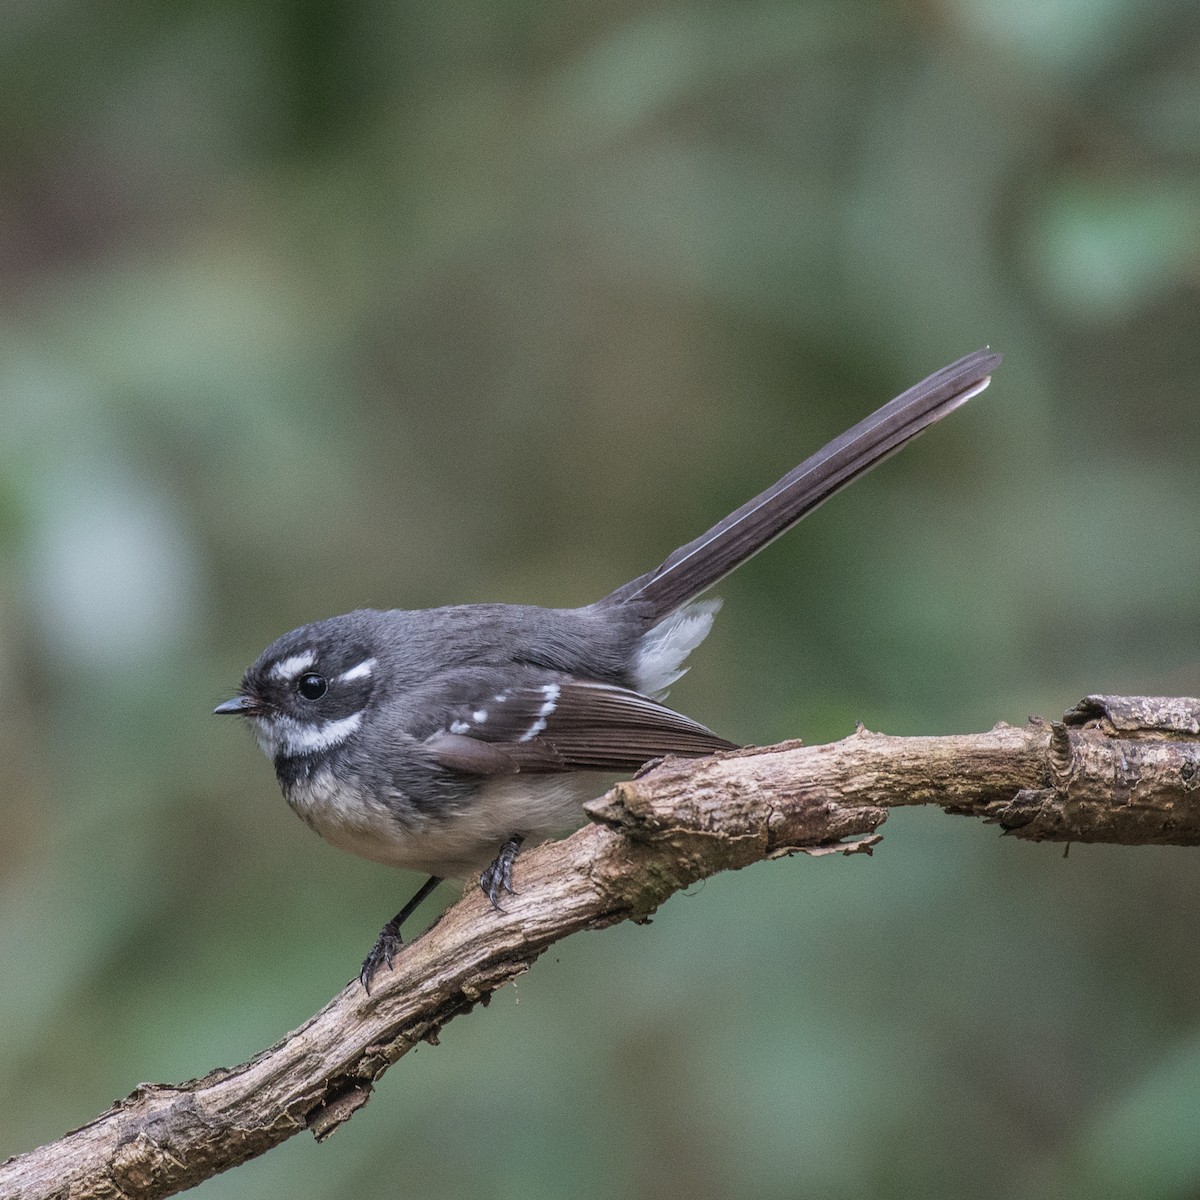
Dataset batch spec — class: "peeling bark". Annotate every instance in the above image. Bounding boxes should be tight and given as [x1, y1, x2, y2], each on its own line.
[4, 695, 1199, 1200]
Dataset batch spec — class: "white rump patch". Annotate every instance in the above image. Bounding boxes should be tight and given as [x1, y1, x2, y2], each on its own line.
[252, 711, 363, 759]
[269, 650, 317, 682]
[633, 599, 722, 698]
[338, 658, 377, 683]
[519, 683, 561, 742]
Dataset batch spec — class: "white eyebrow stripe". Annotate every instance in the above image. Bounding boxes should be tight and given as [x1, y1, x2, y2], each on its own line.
[269, 651, 317, 682]
[338, 658, 377, 683]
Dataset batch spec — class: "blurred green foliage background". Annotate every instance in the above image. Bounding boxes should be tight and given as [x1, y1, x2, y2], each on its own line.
[2, 1, 1200, 1197]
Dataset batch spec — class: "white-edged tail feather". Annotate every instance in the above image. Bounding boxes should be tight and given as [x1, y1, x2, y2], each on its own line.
[603, 349, 1000, 621]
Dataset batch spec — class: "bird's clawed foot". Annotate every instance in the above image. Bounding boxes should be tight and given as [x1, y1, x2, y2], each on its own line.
[359, 919, 403, 993]
[357, 874, 443, 993]
[479, 834, 525, 911]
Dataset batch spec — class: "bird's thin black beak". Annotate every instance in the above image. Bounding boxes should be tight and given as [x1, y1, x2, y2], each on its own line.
[213, 696, 254, 715]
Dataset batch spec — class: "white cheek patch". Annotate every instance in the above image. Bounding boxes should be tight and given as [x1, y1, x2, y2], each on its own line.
[519, 683, 560, 742]
[338, 658, 377, 683]
[269, 650, 318, 682]
[252, 711, 363, 759]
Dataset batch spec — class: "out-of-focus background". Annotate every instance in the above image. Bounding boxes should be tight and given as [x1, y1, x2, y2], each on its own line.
[2, 2, 1200, 1197]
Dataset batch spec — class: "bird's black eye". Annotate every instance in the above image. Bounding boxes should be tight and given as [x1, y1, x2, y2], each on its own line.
[297, 673, 328, 700]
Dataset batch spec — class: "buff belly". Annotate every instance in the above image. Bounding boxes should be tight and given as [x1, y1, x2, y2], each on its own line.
[283, 768, 603, 878]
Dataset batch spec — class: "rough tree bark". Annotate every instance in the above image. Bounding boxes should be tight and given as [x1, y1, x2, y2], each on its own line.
[4, 695, 1200, 1200]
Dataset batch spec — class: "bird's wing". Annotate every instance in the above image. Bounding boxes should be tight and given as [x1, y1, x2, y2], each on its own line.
[413, 669, 736, 775]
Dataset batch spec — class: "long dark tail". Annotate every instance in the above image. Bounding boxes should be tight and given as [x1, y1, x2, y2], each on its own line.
[603, 347, 1001, 621]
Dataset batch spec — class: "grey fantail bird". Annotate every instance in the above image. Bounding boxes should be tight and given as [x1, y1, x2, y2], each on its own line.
[215, 348, 1001, 989]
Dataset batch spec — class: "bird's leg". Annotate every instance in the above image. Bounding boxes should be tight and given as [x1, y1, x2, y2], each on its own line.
[479, 835, 525, 910]
[359, 874, 442, 993]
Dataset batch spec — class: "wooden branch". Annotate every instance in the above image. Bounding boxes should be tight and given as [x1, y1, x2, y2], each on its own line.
[5, 695, 1200, 1200]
